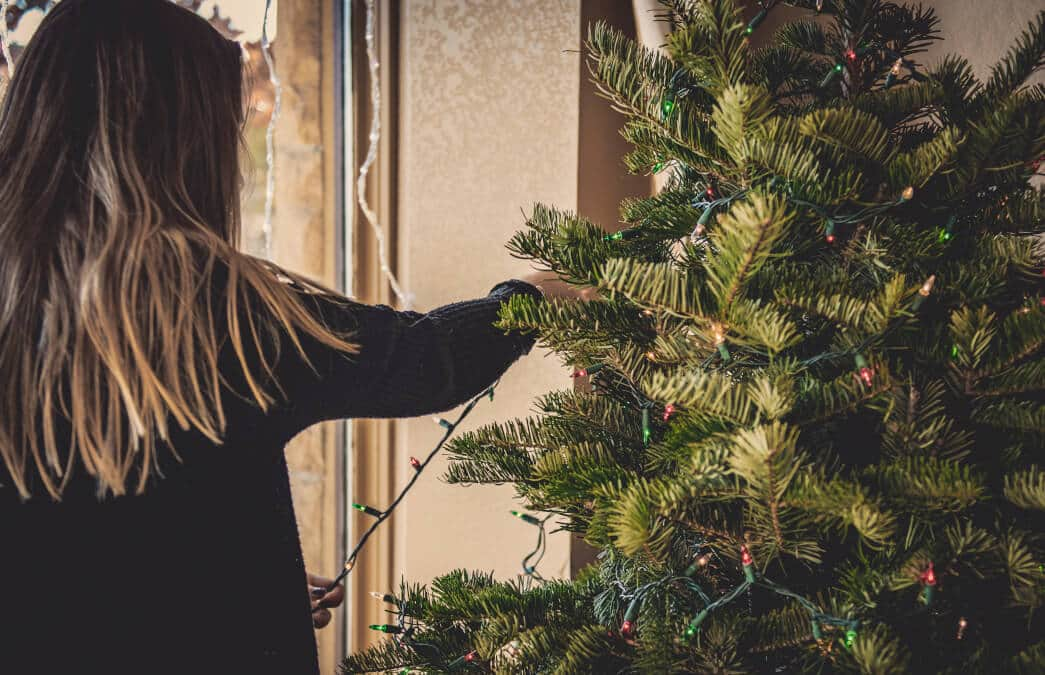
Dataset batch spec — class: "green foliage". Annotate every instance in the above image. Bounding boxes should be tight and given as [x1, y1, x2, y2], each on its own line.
[346, 2, 1045, 673]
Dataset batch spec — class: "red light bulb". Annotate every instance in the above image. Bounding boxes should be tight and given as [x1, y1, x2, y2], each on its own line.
[571, 368, 587, 378]
[859, 366, 874, 387]
[706, 186, 715, 198]
[740, 545, 753, 567]
[409, 456, 421, 470]
[825, 233, 836, 244]
[845, 48, 857, 61]
[620, 620, 634, 637]
[922, 562, 936, 586]
[662, 403, 676, 421]
[464, 651, 477, 663]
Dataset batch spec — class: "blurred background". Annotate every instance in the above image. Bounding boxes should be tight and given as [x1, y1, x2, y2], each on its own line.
[2, 0, 1041, 671]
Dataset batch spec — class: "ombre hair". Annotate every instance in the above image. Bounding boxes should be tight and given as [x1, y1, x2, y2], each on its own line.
[0, 0, 357, 499]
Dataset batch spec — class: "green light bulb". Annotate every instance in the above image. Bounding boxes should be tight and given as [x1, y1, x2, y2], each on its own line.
[685, 608, 709, 638]
[844, 628, 857, 648]
[661, 97, 675, 117]
[511, 510, 542, 526]
[369, 624, 402, 634]
[353, 503, 382, 517]
[605, 228, 640, 242]
[745, 8, 767, 34]
[820, 66, 841, 88]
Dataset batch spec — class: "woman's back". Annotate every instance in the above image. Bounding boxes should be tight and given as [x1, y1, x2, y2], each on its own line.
[1, 265, 319, 673]
[1, 266, 541, 674]
[1, 411, 318, 673]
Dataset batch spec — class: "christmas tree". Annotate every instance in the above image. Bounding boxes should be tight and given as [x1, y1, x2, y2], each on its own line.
[342, 1, 1045, 672]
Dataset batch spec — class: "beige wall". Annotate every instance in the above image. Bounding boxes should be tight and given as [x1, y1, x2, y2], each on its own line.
[393, 0, 581, 586]
[927, 0, 1043, 86]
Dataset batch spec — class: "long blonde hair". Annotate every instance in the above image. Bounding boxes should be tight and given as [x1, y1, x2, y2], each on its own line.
[0, 0, 357, 499]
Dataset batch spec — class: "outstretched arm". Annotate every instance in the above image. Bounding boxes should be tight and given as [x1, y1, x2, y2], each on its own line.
[275, 280, 542, 430]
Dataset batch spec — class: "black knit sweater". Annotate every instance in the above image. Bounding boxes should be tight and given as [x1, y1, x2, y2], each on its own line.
[0, 276, 540, 675]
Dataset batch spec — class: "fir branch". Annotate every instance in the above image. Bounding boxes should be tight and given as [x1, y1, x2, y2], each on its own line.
[600, 258, 709, 319]
[704, 192, 793, 310]
[1004, 466, 1045, 510]
[799, 107, 893, 163]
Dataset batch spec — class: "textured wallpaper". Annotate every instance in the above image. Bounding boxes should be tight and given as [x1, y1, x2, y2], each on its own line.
[400, 0, 581, 282]
[926, 0, 1044, 85]
[397, 0, 581, 585]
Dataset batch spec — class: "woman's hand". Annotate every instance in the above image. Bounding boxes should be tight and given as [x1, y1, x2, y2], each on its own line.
[522, 271, 598, 301]
[307, 572, 345, 629]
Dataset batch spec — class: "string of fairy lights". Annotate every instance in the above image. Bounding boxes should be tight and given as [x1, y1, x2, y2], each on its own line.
[362, 505, 552, 671]
[587, 4, 963, 653]
[258, 0, 420, 310]
[354, 6, 970, 667]
[357, 0, 413, 309]
[260, 0, 281, 259]
[323, 383, 500, 594]
[591, 6, 944, 644]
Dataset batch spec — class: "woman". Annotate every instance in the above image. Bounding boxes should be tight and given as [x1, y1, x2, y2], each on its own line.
[0, 1, 547, 673]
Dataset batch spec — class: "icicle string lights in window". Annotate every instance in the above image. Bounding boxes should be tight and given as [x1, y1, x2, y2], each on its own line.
[260, 0, 281, 260]
[358, 0, 413, 308]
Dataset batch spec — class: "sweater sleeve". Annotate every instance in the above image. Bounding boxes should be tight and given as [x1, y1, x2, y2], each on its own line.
[274, 280, 541, 431]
